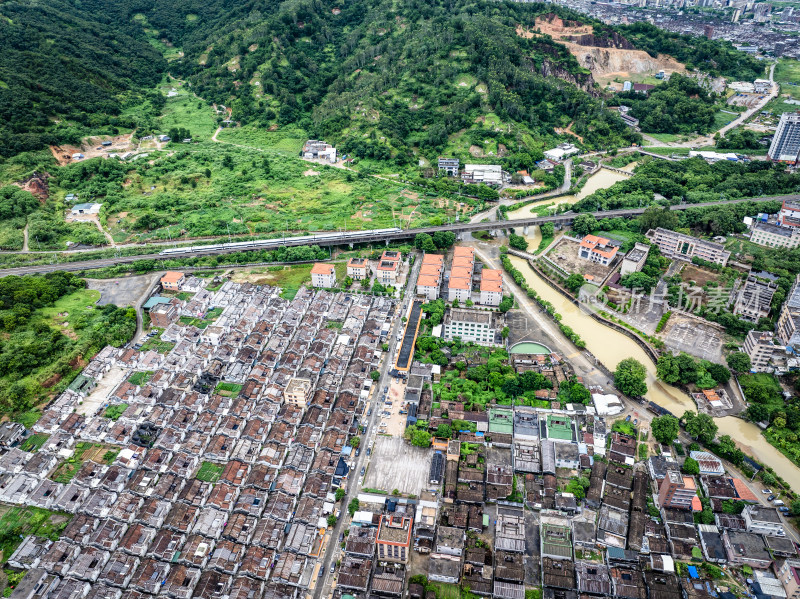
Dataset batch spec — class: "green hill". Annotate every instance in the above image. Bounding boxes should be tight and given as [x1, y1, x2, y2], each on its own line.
[0, 0, 166, 157]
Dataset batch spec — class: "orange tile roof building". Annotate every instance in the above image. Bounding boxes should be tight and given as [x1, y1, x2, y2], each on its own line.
[310, 263, 336, 288]
[417, 253, 444, 300]
[346, 258, 369, 281]
[579, 235, 619, 267]
[376, 259, 400, 285]
[480, 268, 503, 307]
[160, 271, 185, 291]
[448, 247, 475, 303]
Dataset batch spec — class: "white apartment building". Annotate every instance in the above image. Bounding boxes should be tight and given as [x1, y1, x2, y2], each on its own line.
[743, 329, 776, 372]
[769, 113, 800, 164]
[346, 258, 369, 280]
[646, 228, 731, 266]
[777, 275, 800, 351]
[443, 308, 497, 346]
[479, 269, 503, 307]
[751, 221, 800, 249]
[311, 263, 336, 288]
[743, 505, 785, 536]
[417, 275, 441, 300]
[376, 260, 399, 285]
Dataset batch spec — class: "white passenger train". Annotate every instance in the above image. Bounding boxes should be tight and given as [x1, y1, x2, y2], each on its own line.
[158, 227, 403, 256]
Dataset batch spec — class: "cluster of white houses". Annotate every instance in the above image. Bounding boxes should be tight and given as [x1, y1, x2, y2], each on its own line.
[309, 252, 403, 290]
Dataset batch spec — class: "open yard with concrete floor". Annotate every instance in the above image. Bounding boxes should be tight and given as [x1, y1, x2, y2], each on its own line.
[614, 296, 664, 336]
[88, 273, 160, 307]
[362, 436, 433, 495]
[661, 315, 724, 362]
[379, 378, 408, 437]
[505, 310, 564, 357]
[547, 238, 614, 283]
[77, 366, 127, 416]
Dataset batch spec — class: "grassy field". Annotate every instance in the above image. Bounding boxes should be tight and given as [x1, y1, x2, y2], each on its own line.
[51, 442, 120, 483]
[644, 132, 685, 144]
[104, 403, 128, 420]
[0, 506, 72, 560]
[712, 109, 740, 131]
[157, 81, 219, 141]
[215, 126, 306, 154]
[19, 434, 49, 453]
[128, 371, 153, 386]
[140, 330, 175, 354]
[196, 461, 224, 482]
[214, 381, 243, 397]
[39, 289, 101, 339]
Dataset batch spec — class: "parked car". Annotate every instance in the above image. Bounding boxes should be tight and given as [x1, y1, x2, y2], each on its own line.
[768, 494, 776, 501]
[775, 500, 785, 507]
[366, 448, 371, 456]
[367, 409, 372, 416]
[360, 467, 365, 476]
[384, 386, 388, 393]
[330, 564, 336, 574]
[779, 507, 791, 513]
[762, 489, 772, 495]
[355, 448, 361, 457]
[633, 419, 638, 426]
[625, 415, 631, 422]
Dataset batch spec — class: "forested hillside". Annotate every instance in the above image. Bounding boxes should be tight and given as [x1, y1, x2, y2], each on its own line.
[0, 0, 768, 163]
[0, 0, 165, 157]
[156, 0, 643, 163]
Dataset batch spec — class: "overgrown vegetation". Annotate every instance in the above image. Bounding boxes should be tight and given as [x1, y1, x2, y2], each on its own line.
[0, 273, 135, 414]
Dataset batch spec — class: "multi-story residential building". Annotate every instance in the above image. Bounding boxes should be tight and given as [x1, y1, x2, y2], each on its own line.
[417, 253, 444, 300]
[646, 228, 731, 266]
[657, 469, 697, 510]
[743, 505, 785, 536]
[284, 377, 312, 408]
[774, 558, 800, 599]
[750, 221, 800, 249]
[346, 258, 369, 281]
[743, 330, 776, 372]
[417, 274, 441, 300]
[620, 242, 650, 276]
[578, 235, 619, 266]
[443, 308, 497, 346]
[149, 301, 180, 329]
[438, 158, 459, 176]
[310, 263, 336, 288]
[734, 276, 778, 322]
[769, 113, 800, 164]
[302, 140, 337, 162]
[479, 269, 503, 307]
[161, 271, 185, 291]
[448, 267, 472, 302]
[448, 247, 475, 303]
[779, 198, 800, 228]
[777, 275, 800, 351]
[376, 515, 413, 563]
[376, 259, 400, 285]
